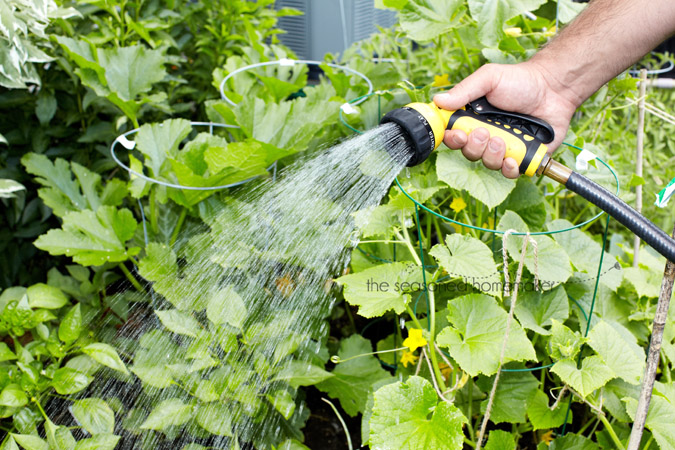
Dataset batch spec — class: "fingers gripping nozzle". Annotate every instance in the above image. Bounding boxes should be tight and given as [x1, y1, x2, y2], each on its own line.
[380, 98, 553, 176]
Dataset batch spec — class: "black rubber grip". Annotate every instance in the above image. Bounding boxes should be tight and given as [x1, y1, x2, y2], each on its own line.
[566, 172, 675, 263]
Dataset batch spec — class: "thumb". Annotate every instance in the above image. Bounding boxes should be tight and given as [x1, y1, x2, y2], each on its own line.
[433, 64, 500, 111]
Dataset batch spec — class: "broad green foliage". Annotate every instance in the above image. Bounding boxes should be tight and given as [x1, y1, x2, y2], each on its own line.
[467, 0, 547, 46]
[0, 0, 79, 88]
[498, 210, 573, 286]
[55, 36, 167, 125]
[437, 294, 536, 376]
[317, 334, 393, 417]
[437, 148, 516, 209]
[514, 285, 569, 335]
[398, 0, 466, 41]
[369, 376, 467, 450]
[430, 233, 500, 296]
[337, 262, 428, 318]
[477, 370, 538, 423]
[34, 207, 140, 266]
[526, 390, 567, 430]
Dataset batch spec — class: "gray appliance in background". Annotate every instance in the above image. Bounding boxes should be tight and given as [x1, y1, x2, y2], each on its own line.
[275, 0, 397, 61]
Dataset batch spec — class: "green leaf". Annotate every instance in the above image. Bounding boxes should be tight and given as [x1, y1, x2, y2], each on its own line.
[35, 92, 57, 125]
[73, 435, 120, 450]
[273, 361, 333, 388]
[0, 435, 18, 450]
[11, 434, 48, 450]
[549, 320, 584, 361]
[0, 343, 16, 362]
[437, 294, 536, 376]
[467, 0, 547, 47]
[82, 343, 129, 375]
[98, 45, 167, 101]
[51, 368, 92, 395]
[623, 266, 662, 298]
[266, 390, 296, 420]
[484, 430, 517, 450]
[551, 356, 614, 397]
[549, 219, 622, 291]
[0, 384, 27, 408]
[477, 371, 538, 423]
[514, 285, 569, 335]
[352, 204, 401, 239]
[557, 0, 586, 23]
[58, 304, 82, 344]
[195, 402, 232, 436]
[140, 398, 194, 431]
[156, 309, 201, 338]
[26, 284, 68, 309]
[498, 211, 572, 286]
[69, 399, 114, 436]
[0, 179, 25, 199]
[134, 119, 192, 177]
[34, 206, 139, 266]
[317, 335, 393, 417]
[430, 233, 500, 296]
[625, 383, 675, 450]
[369, 376, 467, 450]
[587, 320, 644, 384]
[398, 0, 465, 41]
[548, 434, 600, 450]
[206, 286, 247, 328]
[337, 262, 427, 318]
[277, 440, 311, 450]
[526, 390, 567, 430]
[436, 149, 516, 209]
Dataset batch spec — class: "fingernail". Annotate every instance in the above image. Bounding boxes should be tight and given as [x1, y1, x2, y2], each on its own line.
[473, 129, 488, 144]
[505, 159, 516, 170]
[488, 139, 501, 153]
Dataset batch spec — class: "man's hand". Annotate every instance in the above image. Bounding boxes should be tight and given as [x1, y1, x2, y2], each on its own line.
[433, 61, 579, 178]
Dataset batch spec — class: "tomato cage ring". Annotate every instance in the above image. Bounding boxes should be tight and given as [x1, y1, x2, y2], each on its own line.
[110, 122, 277, 191]
[218, 58, 374, 107]
[339, 90, 621, 236]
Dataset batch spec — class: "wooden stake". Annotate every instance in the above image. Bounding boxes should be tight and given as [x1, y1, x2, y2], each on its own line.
[627, 224, 675, 450]
[633, 68, 647, 267]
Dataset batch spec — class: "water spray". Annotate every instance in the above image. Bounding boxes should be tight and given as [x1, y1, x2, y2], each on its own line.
[381, 97, 675, 263]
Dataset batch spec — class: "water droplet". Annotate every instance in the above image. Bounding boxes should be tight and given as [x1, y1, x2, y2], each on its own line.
[405, 167, 411, 178]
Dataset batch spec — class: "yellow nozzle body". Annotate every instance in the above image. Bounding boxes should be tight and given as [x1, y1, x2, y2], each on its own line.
[382, 101, 550, 176]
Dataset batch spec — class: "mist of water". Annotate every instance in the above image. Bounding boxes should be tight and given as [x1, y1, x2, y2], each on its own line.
[50, 123, 412, 449]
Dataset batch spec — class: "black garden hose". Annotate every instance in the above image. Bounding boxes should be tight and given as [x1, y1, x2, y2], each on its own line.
[566, 171, 675, 263]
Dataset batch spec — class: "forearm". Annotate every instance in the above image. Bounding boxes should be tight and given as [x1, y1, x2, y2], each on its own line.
[531, 0, 675, 106]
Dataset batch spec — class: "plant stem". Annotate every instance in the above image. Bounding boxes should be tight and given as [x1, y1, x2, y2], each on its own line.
[321, 398, 353, 450]
[118, 263, 146, 294]
[600, 415, 626, 450]
[453, 29, 475, 72]
[427, 280, 447, 392]
[467, 379, 475, 439]
[405, 304, 424, 330]
[170, 208, 188, 246]
[396, 228, 422, 266]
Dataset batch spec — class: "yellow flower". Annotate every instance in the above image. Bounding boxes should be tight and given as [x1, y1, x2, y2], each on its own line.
[432, 73, 450, 87]
[450, 197, 467, 213]
[543, 26, 556, 37]
[540, 430, 554, 446]
[403, 328, 427, 352]
[504, 27, 522, 38]
[400, 351, 418, 368]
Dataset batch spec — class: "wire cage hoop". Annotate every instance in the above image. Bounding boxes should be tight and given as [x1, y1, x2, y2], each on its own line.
[218, 58, 374, 107]
[110, 122, 277, 191]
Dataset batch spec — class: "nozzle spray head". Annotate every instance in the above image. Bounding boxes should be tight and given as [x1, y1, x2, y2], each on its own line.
[380, 102, 452, 167]
[380, 98, 554, 175]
